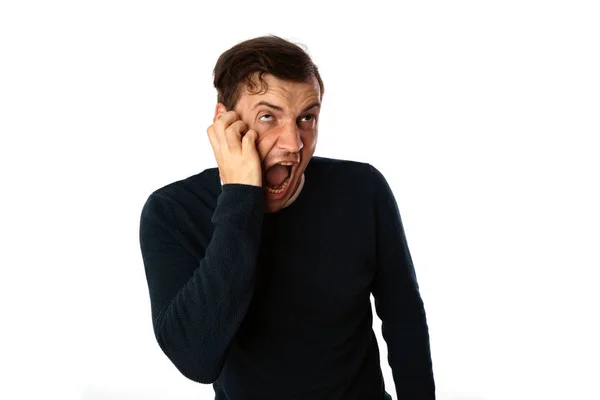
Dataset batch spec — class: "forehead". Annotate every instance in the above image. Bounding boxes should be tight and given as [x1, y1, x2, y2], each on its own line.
[238, 73, 321, 108]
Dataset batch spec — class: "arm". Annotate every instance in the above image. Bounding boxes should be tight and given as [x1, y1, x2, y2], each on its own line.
[139, 184, 264, 383]
[370, 166, 435, 399]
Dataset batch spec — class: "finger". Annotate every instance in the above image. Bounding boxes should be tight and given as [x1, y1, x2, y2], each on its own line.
[224, 120, 248, 151]
[214, 110, 240, 131]
[226, 120, 248, 137]
[241, 129, 259, 156]
[206, 125, 220, 153]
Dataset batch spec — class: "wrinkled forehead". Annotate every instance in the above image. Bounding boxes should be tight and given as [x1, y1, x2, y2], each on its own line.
[238, 73, 321, 106]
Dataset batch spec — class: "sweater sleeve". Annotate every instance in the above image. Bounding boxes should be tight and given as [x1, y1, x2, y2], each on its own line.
[139, 184, 264, 384]
[369, 166, 436, 399]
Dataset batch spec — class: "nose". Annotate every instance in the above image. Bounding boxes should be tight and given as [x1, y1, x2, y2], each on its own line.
[278, 122, 304, 153]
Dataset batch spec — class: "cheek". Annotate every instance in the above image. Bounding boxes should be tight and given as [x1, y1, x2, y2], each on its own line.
[255, 126, 284, 154]
[300, 133, 317, 163]
[301, 130, 318, 149]
[256, 134, 277, 160]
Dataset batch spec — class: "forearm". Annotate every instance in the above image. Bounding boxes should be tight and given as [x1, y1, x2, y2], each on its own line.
[140, 185, 264, 383]
[379, 297, 435, 398]
[370, 164, 435, 398]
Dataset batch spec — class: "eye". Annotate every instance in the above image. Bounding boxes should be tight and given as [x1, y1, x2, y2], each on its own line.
[259, 114, 273, 122]
[299, 115, 315, 122]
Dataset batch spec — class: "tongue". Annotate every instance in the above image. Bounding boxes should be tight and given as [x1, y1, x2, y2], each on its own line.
[265, 164, 290, 187]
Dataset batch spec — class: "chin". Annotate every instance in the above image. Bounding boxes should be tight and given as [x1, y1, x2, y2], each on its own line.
[263, 203, 282, 214]
[263, 187, 291, 213]
[263, 174, 299, 213]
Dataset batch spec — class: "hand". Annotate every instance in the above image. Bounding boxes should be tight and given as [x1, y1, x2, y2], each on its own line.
[206, 111, 262, 187]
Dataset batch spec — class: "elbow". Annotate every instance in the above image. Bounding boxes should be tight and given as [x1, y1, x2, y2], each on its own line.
[155, 330, 223, 384]
[174, 359, 220, 384]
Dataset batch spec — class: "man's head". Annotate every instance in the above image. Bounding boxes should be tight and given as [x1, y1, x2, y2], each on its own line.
[212, 35, 324, 213]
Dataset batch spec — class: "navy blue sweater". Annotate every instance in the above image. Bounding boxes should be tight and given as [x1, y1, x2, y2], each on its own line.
[139, 157, 435, 399]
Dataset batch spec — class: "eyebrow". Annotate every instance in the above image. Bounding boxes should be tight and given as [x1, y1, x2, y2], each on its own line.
[252, 101, 321, 113]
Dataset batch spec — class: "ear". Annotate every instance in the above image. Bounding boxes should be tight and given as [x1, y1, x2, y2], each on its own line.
[213, 103, 227, 123]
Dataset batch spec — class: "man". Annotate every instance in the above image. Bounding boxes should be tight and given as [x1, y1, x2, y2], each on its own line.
[139, 35, 435, 400]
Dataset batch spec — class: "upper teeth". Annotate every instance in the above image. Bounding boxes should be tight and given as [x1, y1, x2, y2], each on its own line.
[279, 162, 293, 166]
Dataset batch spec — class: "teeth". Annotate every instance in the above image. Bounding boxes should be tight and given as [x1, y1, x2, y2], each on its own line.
[266, 176, 291, 194]
[265, 162, 294, 194]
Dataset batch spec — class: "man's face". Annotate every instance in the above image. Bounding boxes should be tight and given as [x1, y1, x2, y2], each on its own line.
[214, 73, 321, 213]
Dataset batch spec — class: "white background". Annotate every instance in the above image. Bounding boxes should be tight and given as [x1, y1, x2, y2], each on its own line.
[1, 1, 599, 399]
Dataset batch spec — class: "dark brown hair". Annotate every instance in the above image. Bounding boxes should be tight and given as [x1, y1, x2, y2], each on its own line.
[212, 35, 324, 110]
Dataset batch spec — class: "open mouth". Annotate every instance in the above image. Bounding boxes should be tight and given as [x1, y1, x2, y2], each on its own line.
[264, 162, 294, 195]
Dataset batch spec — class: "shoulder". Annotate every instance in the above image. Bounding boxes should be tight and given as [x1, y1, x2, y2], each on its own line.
[306, 156, 388, 194]
[306, 156, 373, 179]
[140, 167, 220, 221]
